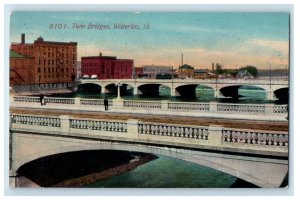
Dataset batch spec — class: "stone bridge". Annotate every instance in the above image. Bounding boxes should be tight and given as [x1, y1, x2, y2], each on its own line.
[9, 113, 288, 188]
[79, 78, 289, 100]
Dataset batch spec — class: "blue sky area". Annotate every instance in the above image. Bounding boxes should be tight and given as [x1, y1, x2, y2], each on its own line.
[10, 12, 289, 69]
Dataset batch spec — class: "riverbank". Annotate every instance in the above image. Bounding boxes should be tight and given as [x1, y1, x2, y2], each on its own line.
[52, 154, 158, 187]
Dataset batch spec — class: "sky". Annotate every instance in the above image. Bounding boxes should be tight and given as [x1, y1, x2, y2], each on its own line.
[10, 12, 289, 69]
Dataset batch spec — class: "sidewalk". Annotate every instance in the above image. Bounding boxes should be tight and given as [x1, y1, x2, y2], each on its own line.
[10, 101, 288, 122]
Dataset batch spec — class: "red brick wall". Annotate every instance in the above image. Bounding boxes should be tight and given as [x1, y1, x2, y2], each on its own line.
[10, 57, 35, 85]
[81, 57, 133, 79]
[10, 41, 77, 84]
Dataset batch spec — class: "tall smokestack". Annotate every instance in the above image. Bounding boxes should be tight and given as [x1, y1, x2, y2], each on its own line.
[212, 62, 215, 72]
[181, 53, 183, 66]
[21, 33, 25, 44]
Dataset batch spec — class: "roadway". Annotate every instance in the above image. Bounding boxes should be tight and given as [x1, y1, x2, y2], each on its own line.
[10, 107, 288, 132]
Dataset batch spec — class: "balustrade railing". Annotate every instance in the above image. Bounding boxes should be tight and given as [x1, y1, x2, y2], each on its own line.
[222, 128, 288, 147]
[217, 103, 266, 113]
[273, 105, 288, 114]
[80, 99, 113, 106]
[11, 114, 61, 127]
[45, 97, 75, 104]
[12, 96, 288, 116]
[14, 96, 39, 103]
[138, 122, 209, 140]
[168, 102, 210, 111]
[124, 100, 162, 109]
[10, 113, 288, 153]
[70, 118, 127, 132]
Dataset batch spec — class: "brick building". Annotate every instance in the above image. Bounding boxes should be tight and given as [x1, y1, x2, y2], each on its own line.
[134, 67, 143, 78]
[10, 34, 77, 86]
[177, 64, 194, 79]
[10, 50, 35, 85]
[81, 53, 133, 79]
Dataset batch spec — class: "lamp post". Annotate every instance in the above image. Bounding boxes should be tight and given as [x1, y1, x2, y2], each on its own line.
[268, 61, 273, 101]
[269, 62, 272, 89]
[115, 81, 123, 100]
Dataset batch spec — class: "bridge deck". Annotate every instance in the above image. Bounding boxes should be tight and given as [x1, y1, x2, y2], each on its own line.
[10, 107, 288, 132]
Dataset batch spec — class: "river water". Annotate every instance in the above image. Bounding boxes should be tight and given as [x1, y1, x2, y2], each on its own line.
[83, 156, 240, 188]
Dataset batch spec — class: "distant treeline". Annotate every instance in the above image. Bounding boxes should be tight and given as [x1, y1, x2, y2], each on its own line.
[257, 69, 289, 77]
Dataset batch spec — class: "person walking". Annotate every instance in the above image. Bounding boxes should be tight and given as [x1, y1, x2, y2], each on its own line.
[39, 94, 44, 106]
[104, 97, 109, 111]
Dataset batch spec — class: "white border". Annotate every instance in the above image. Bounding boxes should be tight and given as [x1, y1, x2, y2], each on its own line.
[1, 1, 297, 198]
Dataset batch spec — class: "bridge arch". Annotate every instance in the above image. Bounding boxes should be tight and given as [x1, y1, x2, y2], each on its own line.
[78, 83, 101, 94]
[174, 84, 199, 97]
[137, 84, 171, 96]
[16, 149, 245, 187]
[12, 133, 287, 188]
[274, 87, 289, 102]
[218, 85, 267, 99]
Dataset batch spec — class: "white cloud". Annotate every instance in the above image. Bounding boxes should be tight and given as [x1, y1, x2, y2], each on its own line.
[248, 38, 289, 55]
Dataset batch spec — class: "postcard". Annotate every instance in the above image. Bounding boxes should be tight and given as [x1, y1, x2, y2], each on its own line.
[8, 10, 289, 189]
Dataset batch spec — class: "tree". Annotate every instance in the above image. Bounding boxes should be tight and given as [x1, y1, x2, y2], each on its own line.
[239, 65, 258, 77]
[228, 69, 239, 77]
[215, 63, 224, 74]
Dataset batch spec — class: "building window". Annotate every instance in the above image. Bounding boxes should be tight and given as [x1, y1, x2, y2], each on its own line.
[44, 60, 46, 65]
[44, 67, 46, 73]
[39, 60, 41, 65]
[38, 68, 41, 73]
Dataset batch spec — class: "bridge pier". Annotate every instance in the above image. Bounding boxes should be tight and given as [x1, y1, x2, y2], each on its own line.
[214, 89, 222, 98]
[171, 88, 177, 96]
[133, 86, 139, 95]
[267, 90, 276, 101]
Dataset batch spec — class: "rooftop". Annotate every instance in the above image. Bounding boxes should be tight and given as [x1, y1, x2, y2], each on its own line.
[10, 50, 26, 58]
[179, 64, 194, 70]
[33, 36, 77, 45]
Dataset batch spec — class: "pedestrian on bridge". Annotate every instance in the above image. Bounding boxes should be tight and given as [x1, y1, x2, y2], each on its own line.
[39, 94, 44, 106]
[104, 96, 109, 111]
